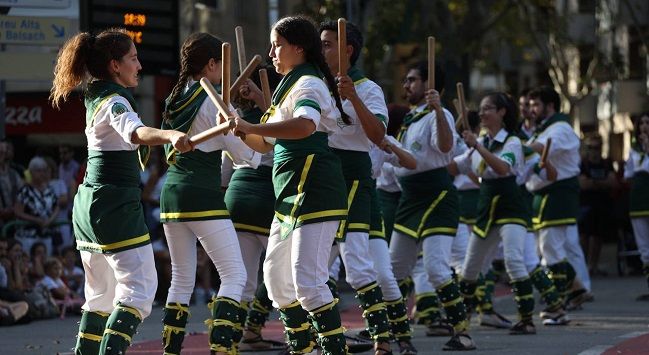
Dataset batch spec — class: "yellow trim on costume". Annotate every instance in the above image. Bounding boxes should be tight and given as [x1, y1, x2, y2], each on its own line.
[495, 218, 528, 225]
[416, 190, 448, 236]
[117, 305, 142, 320]
[276, 209, 348, 223]
[76, 234, 150, 252]
[104, 329, 132, 343]
[533, 194, 549, 225]
[233, 223, 270, 234]
[138, 147, 151, 171]
[459, 217, 477, 224]
[91, 310, 110, 317]
[357, 282, 379, 294]
[388, 315, 409, 323]
[393, 224, 418, 238]
[420, 227, 457, 236]
[285, 322, 312, 332]
[170, 86, 205, 114]
[385, 298, 404, 306]
[348, 223, 370, 230]
[78, 332, 103, 342]
[362, 303, 387, 318]
[369, 229, 385, 238]
[337, 180, 360, 238]
[310, 299, 339, 314]
[473, 195, 500, 238]
[415, 292, 437, 301]
[289, 154, 314, 222]
[630, 211, 649, 217]
[441, 297, 463, 308]
[533, 218, 577, 230]
[437, 278, 454, 290]
[283, 300, 302, 309]
[319, 326, 345, 337]
[354, 78, 369, 85]
[160, 209, 230, 220]
[514, 295, 534, 302]
[166, 303, 191, 319]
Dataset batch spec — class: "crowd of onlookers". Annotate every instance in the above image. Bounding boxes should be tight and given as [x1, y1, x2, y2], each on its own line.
[0, 132, 642, 327]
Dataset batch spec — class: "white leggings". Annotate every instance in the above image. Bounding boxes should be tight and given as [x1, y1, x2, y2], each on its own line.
[339, 232, 377, 289]
[81, 245, 157, 318]
[462, 224, 528, 282]
[264, 220, 337, 311]
[390, 232, 454, 288]
[631, 217, 649, 264]
[164, 219, 246, 304]
[369, 238, 402, 301]
[238, 231, 268, 303]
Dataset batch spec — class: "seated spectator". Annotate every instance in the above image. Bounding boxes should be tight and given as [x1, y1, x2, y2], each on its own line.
[60, 247, 83, 296]
[13, 157, 59, 256]
[38, 258, 82, 305]
[0, 299, 29, 326]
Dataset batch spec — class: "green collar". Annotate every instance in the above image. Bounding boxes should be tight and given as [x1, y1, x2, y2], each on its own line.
[348, 66, 367, 84]
[271, 62, 323, 106]
[535, 112, 570, 137]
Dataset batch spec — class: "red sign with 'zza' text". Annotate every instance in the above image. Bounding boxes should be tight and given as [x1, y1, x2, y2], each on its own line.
[5, 92, 85, 135]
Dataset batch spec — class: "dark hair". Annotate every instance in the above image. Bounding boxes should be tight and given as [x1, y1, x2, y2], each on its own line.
[30, 241, 46, 258]
[318, 20, 363, 66]
[528, 86, 561, 112]
[164, 33, 223, 121]
[633, 112, 649, 142]
[519, 87, 531, 98]
[50, 28, 133, 108]
[387, 103, 409, 137]
[273, 15, 350, 124]
[467, 110, 480, 132]
[407, 60, 445, 90]
[482, 92, 519, 133]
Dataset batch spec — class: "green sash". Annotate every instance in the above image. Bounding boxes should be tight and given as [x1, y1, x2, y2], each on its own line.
[630, 171, 649, 217]
[473, 176, 528, 238]
[396, 108, 430, 142]
[73, 150, 149, 254]
[532, 176, 580, 230]
[85, 80, 150, 169]
[394, 168, 459, 239]
[529, 113, 570, 141]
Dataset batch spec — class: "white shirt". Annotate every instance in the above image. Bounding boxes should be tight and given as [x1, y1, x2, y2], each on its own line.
[373, 137, 406, 192]
[455, 129, 522, 180]
[394, 104, 458, 177]
[525, 118, 580, 191]
[328, 79, 389, 152]
[264, 76, 339, 143]
[86, 95, 144, 151]
[624, 149, 649, 179]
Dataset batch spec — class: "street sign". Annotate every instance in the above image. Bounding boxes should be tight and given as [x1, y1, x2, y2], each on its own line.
[81, 0, 179, 76]
[5, 92, 85, 135]
[0, 0, 70, 8]
[0, 15, 71, 45]
[0, 52, 57, 80]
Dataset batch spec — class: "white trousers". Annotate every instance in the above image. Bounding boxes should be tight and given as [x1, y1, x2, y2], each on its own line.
[339, 232, 377, 289]
[412, 257, 435, 295]
[238, 231, 268, 303]
[80, 245, 157, 318]
[565, 224, 591, 291]
[462, 224, 528, 282]
[369, 238, 402, 301]
[264, 220, 337, 311]
[164, 219, 246, 304]
[451, 223, 471, 275]
[390, 232, 454, 288]
[538, 225, 569, 265]
[631, 217, 649, 264]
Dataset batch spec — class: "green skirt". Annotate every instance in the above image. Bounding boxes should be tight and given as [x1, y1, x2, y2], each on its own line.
[224, 166, 275, 235]
[368, 181, 386, 241]
[630, 172, 649, 218]
[532, 176, 580, 230]
[394, 168, 459, 239]
[377, 189, 401, 241]
[458, 189, 480, 225]
[73, 150, 149, 254]
[273, 152, 348, 239]
[473, 176, 528, 238]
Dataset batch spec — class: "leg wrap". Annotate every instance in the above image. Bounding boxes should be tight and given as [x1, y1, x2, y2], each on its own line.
[511, 278, 534, 321]
[397, 277, 414, 299]
[356, 281, 390, 342]
[565, 261, 576, 295]
[386, 298, 412, 341]
[327, 277, 340, 300]
[233, 302, 248, 347]
[279, 301, 316, 354]
[75, 310, 109, 355]
[475, 273, 493, 314]
[309, 300, 347, 355]
[529, 265, 562, 310]
[162, 303, 190, 355]
[438, 279, 469, 332]
[414, 292, 442, 325]
[246, 284, 273, 332]
[206, 296, 245, 354]
[547, 261, 569, 301]
[459, 279, 478, 314]
[99, 304, 142, 355]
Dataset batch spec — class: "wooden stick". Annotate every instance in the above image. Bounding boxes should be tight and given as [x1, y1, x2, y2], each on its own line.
[338, 18, 347, 76]
[456, 82, 469, 131]
[453, 98, 463, 129]
[539, 138, 552, 168]
[259, 68, 271, 111]
[427, 36, 435, 90]
[220, 43, 231, 125]
[189, 120, 235, 145]
[235, 26, 247, 74]
[230, 54, 263, 99]
[200, 77, 234, 122]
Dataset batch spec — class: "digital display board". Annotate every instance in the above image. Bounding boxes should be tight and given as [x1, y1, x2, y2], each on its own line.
[80, 0, 179, 76]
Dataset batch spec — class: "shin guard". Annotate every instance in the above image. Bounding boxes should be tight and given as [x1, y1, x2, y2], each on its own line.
[162, 303, 190, 355]
[386, 298, 411, 341]
[414, 292, 442, 325]
[75, 310, 109, 355]
[356, 281, 390, 342]
[438, 279, 469, 332]
[279, 301, 316, 354]
[99, 304, 142, 355]
[511, 278, 535, 321]
[529, 265, 562, 310]
[206, 296, 245, 354]
[309, 300, 347, 355]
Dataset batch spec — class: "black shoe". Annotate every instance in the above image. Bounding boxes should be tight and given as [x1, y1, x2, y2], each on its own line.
[509, 320, 536, 335]
[398, 340, 418, 355]
[356, 329, 372, 341]
[345, 334, 375, 353]
[426, 320, 454, 337]
[442, 333, 476, 351]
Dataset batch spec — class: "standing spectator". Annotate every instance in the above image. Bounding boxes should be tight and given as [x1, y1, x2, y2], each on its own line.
[13, 157, 59, 256]
[45, 157, 72, 252]
[579, 134, 617, 276]
[5, 140, 26, 178]
[0, 142, 24, 230]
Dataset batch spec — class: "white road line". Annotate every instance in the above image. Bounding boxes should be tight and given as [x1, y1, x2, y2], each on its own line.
[576, 345, 611, 355]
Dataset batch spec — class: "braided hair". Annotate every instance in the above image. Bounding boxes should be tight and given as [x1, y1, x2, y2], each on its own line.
[273, 15, 350, 124]
[164, 32, 223, 121]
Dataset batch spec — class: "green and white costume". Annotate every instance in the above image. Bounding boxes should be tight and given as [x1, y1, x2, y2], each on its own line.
[624, 146, 649, 289]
